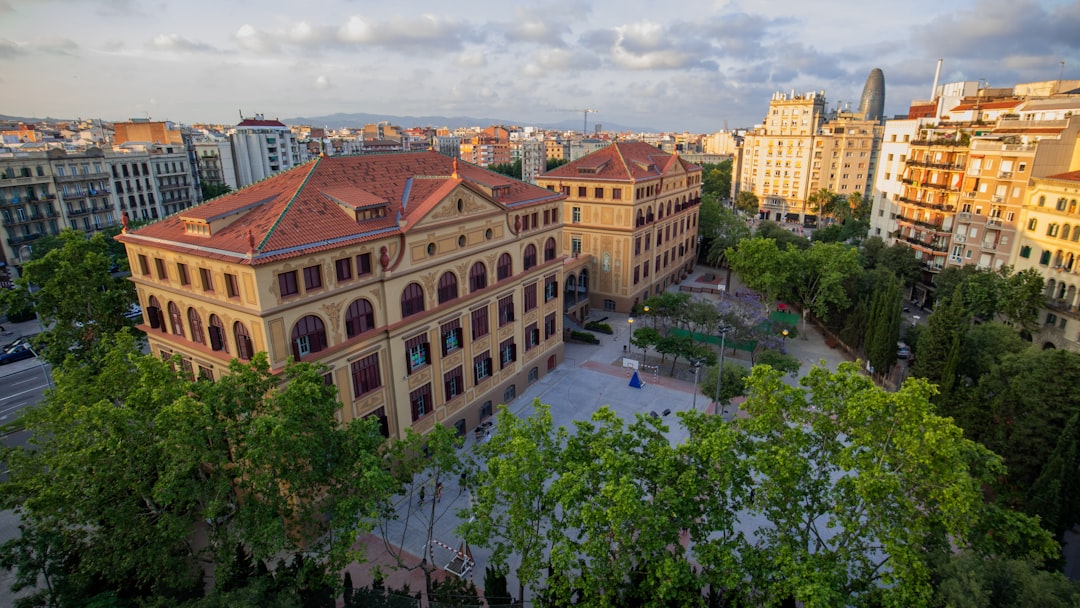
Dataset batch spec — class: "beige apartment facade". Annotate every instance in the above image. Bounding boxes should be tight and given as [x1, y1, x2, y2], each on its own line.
[1013, 170, 1080, 351]
[118, 152, 566, 440]
[537, 142, 702, 314]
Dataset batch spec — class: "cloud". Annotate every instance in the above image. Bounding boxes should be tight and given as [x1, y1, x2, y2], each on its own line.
[455, 49, 486, 68]
[32, 37, 78, 55]
[234, 23, 279, 53]
[337, 14, 471, 52]
[314, 74, 329, 90]
[150, 33, 217, 53]
[0, 37, 24, 58]
[521, 48, 600, 77]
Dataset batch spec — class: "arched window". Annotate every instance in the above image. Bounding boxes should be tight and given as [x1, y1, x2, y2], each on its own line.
[291, 315, 327, 358]
[469, 262, 487, 292]
[657, 204, 664, 220]
[497, 253, 512, 281]
[188, 308, 204, 344]
[1064, 225, 1072, 241]
[544, 237, 556, 261]
[168, 302, 184, 337]
[401, 283, 425, 318]
[437, 271, 458, 304]
[646, 208, 654, 223]
[345, 298, 375, 338]
[636, 209, 645, 227]
[523, 244, 537, 270]
[147, 296, 166, 332]
[208, 314, 228, 353]
[667, 201, 673, 216]
[234, 322, 253, 360]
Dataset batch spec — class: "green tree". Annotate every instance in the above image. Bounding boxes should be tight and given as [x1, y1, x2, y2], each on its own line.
[754, 348, 800, 377]
[735, 363, 1056, 607]
[807, 188, 840, 222]
[733, 190, 759, 215]
[544, 408, 703, 606]
[725, 237, 787, 308]
[911, 291, 970, 386]
[701, 361, 749, 405]
[378, 424, 465, 600]
[932, 550, 1080, 608]
[864, 273, 902, 375]
[201, 182, 233, 201]
[488, 159, 522, 180]
[704, 205, 751, 267]
[1, 334, 389, 603]
[8, 229, 137, 366]
[545, 157, 568, 171]
[460, 402, 565, 605]
[1028, 412, 1080, 541]
[754, 220, 811, 250]
[781, 241, 862, 323]
[700, 160, 732, 199]
[876, 242, 922, 287]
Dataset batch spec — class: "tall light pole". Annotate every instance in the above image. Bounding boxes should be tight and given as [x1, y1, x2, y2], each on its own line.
[714, 326, 730, 417]
[690, 357, 704, 410]
[23, 344, 51, 389]
[627, 316, 635, 356]
[781, 328, 789, 354]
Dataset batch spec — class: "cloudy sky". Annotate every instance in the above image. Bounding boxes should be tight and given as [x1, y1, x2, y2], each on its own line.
[1, 0, 1078, 132]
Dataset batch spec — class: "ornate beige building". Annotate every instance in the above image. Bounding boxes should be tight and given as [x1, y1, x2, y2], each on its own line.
[1013, 169, 1080, 350]
[536, 142, 702, 315]
[117, 152, 566, 439]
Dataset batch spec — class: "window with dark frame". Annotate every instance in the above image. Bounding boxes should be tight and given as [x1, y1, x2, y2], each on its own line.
[177, 263, 190, 286]
[441, 319, 463, 356]
[351, 353, 382, 398]
[345, 298, 376, 338]
[469, 262, 487, 292]
[498, 295, 514, 326]
[499, 338, 516, 368]
[356, 253, 373, 276]
[168, 302, 184, 337]
[497, 253, 512, 280]
[208, 315, 228, 352]
[405, 333, 431, 373]
[303, 265, 322, 291]
[443, 366, 464, 402]
[438, 272, 459, 304]
[545, 312, 556, 339]
[410, 384, 433, 422]
[278, 270, 299, 297]
[525, 322, 539, 350]
[471, 306, 489, 339]
[474, 351, 492, 384]
[200, 268, 213, 292]
[524, 283, 537, 312]
[544, 237, 556, 261]
[544, 275, 558, 301]
[188, 308, 204, 344]
[401, 283, 425, 318]
[138, 254, 150, 276]
[234, 322, 253, 360]
[225, 273, 240, 298]
[290, 315, 327, 358]
[523, 244, 537, 269]
[154, 258, 167, 280]
[335, 258, 352, 282]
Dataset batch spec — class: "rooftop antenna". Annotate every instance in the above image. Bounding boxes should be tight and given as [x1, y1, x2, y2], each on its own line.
[1058, 60, 1066, 94]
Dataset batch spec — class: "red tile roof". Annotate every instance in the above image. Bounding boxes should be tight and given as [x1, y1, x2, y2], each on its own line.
[540, 141, 700, 182]
[119, 152, 563, 265]
[949, 99, 1022, 112]
[1045, 170, 1080, 182]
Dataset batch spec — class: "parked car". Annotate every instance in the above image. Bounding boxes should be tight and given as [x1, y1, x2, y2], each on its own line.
[124, 305, 143, 320]
[0, 343, 35, 365]
[897, 342, 912, 359]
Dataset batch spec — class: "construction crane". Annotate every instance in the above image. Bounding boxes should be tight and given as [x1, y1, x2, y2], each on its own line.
[558, 108, 599, 134]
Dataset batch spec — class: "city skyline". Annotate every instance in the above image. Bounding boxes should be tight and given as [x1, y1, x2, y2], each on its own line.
[1, 0, 1078, 133]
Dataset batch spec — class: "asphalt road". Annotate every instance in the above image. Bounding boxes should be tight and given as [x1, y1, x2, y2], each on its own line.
[0, 364, 51, 424]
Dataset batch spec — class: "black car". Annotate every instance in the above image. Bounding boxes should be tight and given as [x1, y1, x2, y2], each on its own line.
[0, 344, 35, 365]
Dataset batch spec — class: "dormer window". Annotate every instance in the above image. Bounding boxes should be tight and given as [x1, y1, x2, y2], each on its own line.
[183, 220, 211, 236]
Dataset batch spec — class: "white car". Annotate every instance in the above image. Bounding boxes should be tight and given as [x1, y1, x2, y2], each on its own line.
[124, 305, 143, 320]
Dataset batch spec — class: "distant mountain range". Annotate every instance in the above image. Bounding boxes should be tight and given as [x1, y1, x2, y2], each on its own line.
[0, 112, 653, 133]
[280, 112, 651, 134]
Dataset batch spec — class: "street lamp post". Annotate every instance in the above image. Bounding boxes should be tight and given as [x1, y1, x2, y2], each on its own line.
[781, 328, 789, 353]
[23, 344, 52, 389]
[690, 357, 704, 410]
[714, 326, 730, 416]
[643, 306, 651, 329]
[627, 316, 635, 356]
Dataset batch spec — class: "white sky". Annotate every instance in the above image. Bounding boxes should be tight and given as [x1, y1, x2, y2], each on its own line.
[1, 0, 1078, 132]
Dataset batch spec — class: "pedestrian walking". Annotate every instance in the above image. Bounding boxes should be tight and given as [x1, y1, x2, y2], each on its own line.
[418, 485, 426, 505]
[436, 481, 443, 503]
[459, 472, 467, 489]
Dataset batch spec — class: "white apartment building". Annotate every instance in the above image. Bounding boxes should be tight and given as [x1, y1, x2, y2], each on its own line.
[230, 115, 300, 188]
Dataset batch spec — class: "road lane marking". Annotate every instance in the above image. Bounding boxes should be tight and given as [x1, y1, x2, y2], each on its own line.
[0, 386, 46, 402]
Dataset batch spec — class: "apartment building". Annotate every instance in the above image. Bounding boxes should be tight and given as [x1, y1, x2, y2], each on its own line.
[520, 139, 546, 184]
[1013, 168, 1080, 351]
[0, 151, 60, 269]
[110, 143, 199, 220]
[194, 140, 238, 190]
[733, 90, 881, 227]
[537, 142, 702, 314]
[230, 115, 301, 188]
[116, 151, 567, 439]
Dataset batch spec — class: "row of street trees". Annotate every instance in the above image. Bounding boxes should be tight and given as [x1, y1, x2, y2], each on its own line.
[461, 366, 1065, 607]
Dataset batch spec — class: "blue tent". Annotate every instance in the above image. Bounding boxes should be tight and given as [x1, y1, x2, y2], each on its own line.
[629, 371, 644, 389]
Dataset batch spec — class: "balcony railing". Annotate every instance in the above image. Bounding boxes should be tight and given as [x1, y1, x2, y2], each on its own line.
[987, 218, 1004, 227]
[992, 195, 1004, 203]
[898, 196, 956, 212]
[957, 212, 972, 222]
[953, 234, 967, 243]
[981, 241, 998, 251]
[998, 171, 1013, 179]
